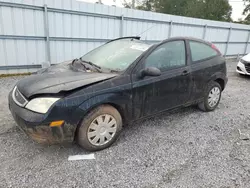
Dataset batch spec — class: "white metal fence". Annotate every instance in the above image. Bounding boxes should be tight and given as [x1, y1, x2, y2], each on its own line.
[0, 0, 250, 74]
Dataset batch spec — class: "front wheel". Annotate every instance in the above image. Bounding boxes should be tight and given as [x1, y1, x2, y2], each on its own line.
[77, 105, 122, 151]
[198, 81, 222, 112]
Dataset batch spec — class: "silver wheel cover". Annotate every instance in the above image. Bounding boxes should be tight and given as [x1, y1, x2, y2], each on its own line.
[87, 114, 117, 146]
[208, 86, 221, 108]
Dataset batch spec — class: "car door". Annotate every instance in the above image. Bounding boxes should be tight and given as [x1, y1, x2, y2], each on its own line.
[131, 40, 193, 119]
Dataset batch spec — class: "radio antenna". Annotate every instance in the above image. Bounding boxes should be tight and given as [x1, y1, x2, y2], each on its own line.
[136, 24, 157, 37]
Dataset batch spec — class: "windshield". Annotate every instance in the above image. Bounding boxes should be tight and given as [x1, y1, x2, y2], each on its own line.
[80, 39, 151, 71]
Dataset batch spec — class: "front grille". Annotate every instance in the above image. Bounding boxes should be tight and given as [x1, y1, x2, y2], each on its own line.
[245, 63, 250, 73]
[12, 86, 28, 107]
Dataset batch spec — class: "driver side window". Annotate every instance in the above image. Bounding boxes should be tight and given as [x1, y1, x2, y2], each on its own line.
[145, 40, 186, 71]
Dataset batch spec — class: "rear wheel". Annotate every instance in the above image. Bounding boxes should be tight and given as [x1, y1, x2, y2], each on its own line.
[198, 81, 222, 112]
[77, 105, 122, 151]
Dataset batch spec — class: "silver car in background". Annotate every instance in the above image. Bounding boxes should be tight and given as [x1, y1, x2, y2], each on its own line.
[237, 53, 250, 75]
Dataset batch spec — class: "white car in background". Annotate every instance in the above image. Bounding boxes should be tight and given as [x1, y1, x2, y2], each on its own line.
[237, 54, 250, 75]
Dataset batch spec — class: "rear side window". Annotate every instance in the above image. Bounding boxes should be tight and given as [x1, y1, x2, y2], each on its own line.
[190, 41, 218, 62]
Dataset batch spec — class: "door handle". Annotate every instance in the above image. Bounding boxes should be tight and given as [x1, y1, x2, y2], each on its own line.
[182, 70, 190, 76]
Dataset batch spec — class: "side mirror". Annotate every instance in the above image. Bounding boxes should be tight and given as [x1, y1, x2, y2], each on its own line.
[139, 67, 161, 78]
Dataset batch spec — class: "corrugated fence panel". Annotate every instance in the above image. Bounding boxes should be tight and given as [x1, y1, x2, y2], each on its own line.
[50, 41, 105, 64]
[11, 40, 46, 65]
[1, 0, 250, 73]
[0, 6, 44, 36]
[48, 13, 120, 39]
[0, 39, 46, 66]
[124, 21, 169, 40]
[205, 28, 229, 42]
[171, 25, 204, 38]
[246, 44, 250, 53]
[227, 44, 245, 56]
[0, 40, 7, 66]
[230, 30, 249, 42]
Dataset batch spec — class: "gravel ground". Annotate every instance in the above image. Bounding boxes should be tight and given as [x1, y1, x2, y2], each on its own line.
[0, 61, 250, 188]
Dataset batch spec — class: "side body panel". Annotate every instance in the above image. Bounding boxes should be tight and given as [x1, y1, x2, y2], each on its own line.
[186, 39, 227, 101]
[69, 75, 133, 124]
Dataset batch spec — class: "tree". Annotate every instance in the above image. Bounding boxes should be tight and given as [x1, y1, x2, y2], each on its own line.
[195, 0, 232, 22]
[233, 18, 250, 24]
[125, 0, 232, 22]
[123, 0, 132, 8]
[154, 0, 196, 17]
[243, 0, 250, 24]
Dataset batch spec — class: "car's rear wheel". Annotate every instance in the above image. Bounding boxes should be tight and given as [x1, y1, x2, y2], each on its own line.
[198, 81, 222, 112]
[77, 105, 122, 151]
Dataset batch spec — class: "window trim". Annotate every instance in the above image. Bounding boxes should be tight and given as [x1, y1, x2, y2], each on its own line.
[188, 40, 219, 64]
[143, 39, 188, 72]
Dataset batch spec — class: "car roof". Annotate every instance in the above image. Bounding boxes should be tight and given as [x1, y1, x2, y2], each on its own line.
[161, 37, 212, 45]
[108, 36, 212, 47]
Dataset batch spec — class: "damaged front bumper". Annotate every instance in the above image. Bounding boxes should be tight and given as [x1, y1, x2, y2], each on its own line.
[8, 92, 76, 145]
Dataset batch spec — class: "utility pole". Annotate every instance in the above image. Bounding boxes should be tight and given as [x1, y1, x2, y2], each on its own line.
[132, 0, 135, 8]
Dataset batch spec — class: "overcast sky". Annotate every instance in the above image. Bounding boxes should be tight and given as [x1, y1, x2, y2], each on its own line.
[229, 0, 246, 21]
[78, 0, 246, 21]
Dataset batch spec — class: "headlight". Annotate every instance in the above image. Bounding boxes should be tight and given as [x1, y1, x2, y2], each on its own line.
[25, 97, 60, 114]
[240, 59, 248, 64]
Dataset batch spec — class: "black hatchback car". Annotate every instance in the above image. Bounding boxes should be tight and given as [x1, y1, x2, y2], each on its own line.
[9, 36, 227, 151]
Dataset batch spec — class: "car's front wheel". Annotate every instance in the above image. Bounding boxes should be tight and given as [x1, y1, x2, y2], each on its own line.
[198, 81, 222, 112]
[77, 105, 122, 151]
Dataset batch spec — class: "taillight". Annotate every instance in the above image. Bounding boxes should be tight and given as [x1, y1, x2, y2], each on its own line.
[211, 43, 221, 55]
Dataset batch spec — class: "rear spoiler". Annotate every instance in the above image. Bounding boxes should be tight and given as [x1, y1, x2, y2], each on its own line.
[106, 36, 141, 44]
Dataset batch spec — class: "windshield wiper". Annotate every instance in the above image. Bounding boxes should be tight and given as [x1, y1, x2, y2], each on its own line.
[79, 58, 102, 72]
[81, 60, 101, 70]
[72, 58, 102, 73]
[109, 69, 121, 73]
[71, 58, 78, 65]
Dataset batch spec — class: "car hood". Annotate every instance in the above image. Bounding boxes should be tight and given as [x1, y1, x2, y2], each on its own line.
[17, 61, 117, 98]
[242, 53, 250, 62]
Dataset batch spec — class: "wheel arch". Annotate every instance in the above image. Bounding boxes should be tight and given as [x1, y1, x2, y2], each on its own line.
[209, 72, 227, 91]
[73, 94, 130, 140]
[214, 78, 225, 91]
[82, 102, 126, 124]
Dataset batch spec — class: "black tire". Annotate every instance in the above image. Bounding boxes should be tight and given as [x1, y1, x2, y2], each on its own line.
[198, 81, 222, 112]
[77, 105, 122, 151]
